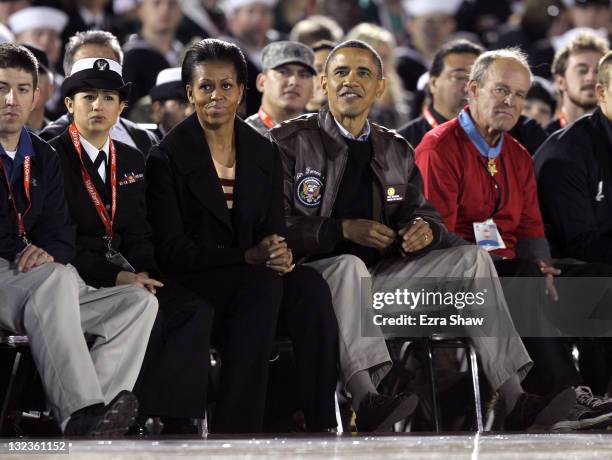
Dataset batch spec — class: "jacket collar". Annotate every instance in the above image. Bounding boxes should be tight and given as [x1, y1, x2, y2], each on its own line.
[161, 113, 272, 231]
[162, 113, 271, 175]
[317, 104, 388, 169]
[60, 129, 111, 201]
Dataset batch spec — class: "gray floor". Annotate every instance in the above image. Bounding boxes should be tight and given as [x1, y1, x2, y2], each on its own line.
[4, 433, 612, 460]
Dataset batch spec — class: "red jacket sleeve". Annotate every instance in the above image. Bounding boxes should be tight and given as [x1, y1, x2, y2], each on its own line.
[415, 140, 462, 233]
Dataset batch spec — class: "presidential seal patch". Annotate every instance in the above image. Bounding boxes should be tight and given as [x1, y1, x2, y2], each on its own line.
[296, 175, 323, 207]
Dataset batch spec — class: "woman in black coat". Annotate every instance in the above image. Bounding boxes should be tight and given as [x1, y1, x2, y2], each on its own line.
[146, 39, 339, 433]
[50, 57, 214, 434]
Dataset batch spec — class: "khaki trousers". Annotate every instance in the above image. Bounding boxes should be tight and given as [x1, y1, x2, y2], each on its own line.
[307, 246, 532, 390]
[0, 260, 158, 422]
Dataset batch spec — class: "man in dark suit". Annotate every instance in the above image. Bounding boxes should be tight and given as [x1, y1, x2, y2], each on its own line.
[39, 30, 158, 158]
[51, 56, 214, 435]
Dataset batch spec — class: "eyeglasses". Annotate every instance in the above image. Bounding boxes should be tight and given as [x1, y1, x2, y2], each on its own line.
[490, 85, 526, 103]
[448, 73, 469, 84]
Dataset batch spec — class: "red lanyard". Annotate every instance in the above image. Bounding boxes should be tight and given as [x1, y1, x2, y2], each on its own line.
[0, 155, 31, 244]
[422, 106, 439, 129]
[258, 106, 276, 129]
[559, 112, 568, 129]
[68, 122, 117, 250]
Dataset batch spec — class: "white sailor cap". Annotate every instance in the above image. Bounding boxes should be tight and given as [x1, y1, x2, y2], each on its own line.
[0, 23, 14, 44]
[223, 0, 278, 14]
[62, 58, 131, 99]
[155, 67, 182, 86]
[402, 0, 462, 17]
[8, 7, 69, 35]
[150, 67, 187, 102]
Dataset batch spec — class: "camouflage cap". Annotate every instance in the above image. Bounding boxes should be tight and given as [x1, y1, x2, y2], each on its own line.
[261, 41, 317, 75]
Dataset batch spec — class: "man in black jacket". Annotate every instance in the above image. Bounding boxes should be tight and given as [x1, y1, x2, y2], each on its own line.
[0, 43, 157, 437]
[535, 49, 612, 407]
[536, 50, 612, 264]
[271, 40, 575, 431]
[399, 39, 483, 148]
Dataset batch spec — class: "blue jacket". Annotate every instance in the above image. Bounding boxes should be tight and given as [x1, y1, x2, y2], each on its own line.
[0, 132, 75, 264]
[534, 108, 612, 263]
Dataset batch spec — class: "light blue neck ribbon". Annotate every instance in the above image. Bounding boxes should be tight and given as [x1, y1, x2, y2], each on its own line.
[458, 109, 503, 159]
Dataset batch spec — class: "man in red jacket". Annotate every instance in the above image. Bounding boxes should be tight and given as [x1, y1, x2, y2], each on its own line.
[416, 47, 612, 431]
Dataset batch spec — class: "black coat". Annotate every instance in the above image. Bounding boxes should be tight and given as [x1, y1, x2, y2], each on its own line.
[0, 133, 74, 264]
[50, 130, 158, 287]
[534, 108, 612, 263]
[146, 113, 285, 274]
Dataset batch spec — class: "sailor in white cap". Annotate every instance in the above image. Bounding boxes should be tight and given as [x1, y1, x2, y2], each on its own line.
[8, 6, 68, 69]
[149, 66, 192, 138]
[51, 57, 214, 435]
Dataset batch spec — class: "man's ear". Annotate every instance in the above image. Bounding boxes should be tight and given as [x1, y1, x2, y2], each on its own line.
[321, 74, 328, 95]
[467, 79, 478, 99]
[255, 72, 266, 93]
[31, 87, 40, 112]
[596, 82, 606, 103]
[555, 74, 566, 93]
[428, 76, 437, 94]
[64, 96, 74, 114]
[375, 78, 386, 99]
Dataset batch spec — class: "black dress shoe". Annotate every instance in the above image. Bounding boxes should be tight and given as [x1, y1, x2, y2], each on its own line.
[355, 392, 419, 432]
[64, 391, 139, 437]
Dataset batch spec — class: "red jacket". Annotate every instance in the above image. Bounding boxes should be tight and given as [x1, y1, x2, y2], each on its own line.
[415, 116, 545, 260]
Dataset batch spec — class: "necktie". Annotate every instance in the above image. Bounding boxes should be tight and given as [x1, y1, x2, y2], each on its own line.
[93, 150, 107, 181]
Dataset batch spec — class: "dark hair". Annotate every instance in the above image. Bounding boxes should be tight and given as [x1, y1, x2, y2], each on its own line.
[324, 40, 383, 79]
[312, 40, 335, 54]
[527, 76, 557, 113]
[63, 30, 123, 75]
[182, 39, 248, 87]
[0, 44, 39, 89]
[429, 39, 484, 78]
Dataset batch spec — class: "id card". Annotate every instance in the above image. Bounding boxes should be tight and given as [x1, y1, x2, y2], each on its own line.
[106, 249, 136, 272]
[473, 219, 506, 251]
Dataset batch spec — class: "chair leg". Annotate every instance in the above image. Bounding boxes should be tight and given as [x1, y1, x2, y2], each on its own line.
[465, 341, 484, 432]
[424, 339, 442, 432]
[0, 351, 22, 434]
[334, 392, 343, 433]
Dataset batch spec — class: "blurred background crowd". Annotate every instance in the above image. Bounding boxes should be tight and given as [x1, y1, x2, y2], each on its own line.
[0, 0, 610, 137]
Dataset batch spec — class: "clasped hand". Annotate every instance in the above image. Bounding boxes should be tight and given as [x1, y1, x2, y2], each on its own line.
[245, 234, 294, 275]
